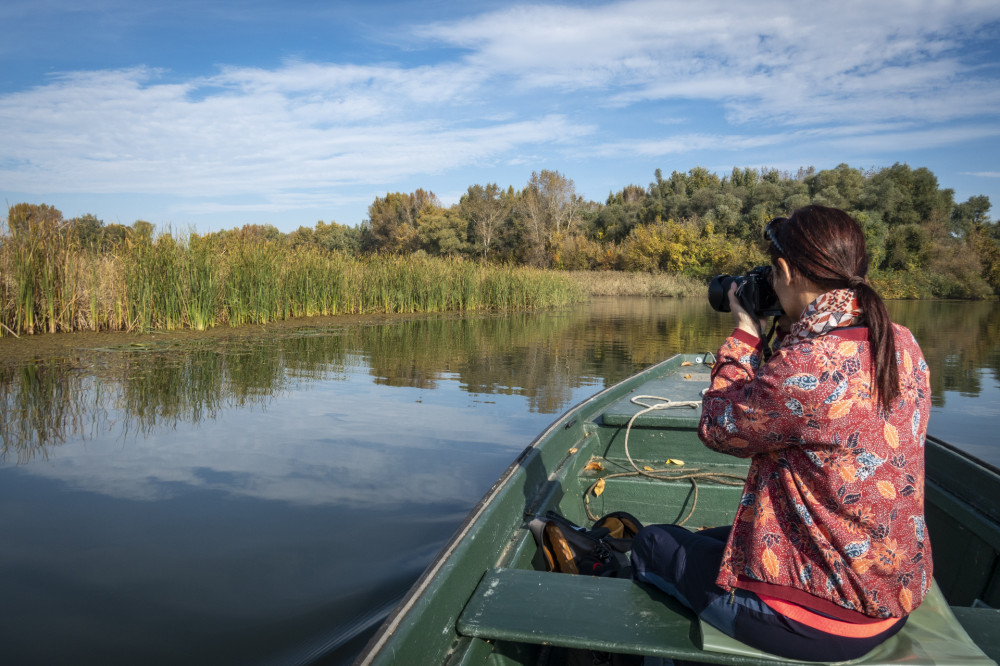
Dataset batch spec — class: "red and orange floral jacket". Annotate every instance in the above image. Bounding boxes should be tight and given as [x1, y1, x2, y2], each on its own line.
[698, 289, 932, 619]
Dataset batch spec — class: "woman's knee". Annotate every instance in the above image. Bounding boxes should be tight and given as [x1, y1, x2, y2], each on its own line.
[631, 524, 688, 576]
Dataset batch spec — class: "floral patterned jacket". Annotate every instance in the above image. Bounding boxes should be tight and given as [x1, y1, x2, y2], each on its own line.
[698, 290, 932, 618]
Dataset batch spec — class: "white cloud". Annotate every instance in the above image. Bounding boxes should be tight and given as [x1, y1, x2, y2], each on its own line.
[1, 0, 998, 222]
[421, 0, 1000, 125]
[592, 132, 785, 158]
[0, 63, 593, 200]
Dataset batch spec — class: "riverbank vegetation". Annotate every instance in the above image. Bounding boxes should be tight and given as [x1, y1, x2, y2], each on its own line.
[563, 271, 703, 298]
[3, 162, 998, 336]
[0, 216, 581, 335]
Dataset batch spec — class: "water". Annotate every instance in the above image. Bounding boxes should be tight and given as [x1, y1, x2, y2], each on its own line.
[1, 297, 998, 664]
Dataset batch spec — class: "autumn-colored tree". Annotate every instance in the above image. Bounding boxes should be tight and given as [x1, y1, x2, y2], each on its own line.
[363, 189, 438, 254]
[460, 183, 513, 260]
[6, 203, 65, 236]
[519, 170, 582, 266]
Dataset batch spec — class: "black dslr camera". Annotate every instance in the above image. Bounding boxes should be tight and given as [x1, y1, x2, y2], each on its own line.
[708, 266, 783, 317]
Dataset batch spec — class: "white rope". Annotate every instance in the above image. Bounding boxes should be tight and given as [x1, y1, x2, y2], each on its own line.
[623, 395, 700, 476]
[583, 390, 746, 524]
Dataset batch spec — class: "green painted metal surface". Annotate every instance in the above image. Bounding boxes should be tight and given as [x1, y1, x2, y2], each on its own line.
[354, 354, 1000, 666]
[460, 570, 996, 665]
[458, 568, 700, 660]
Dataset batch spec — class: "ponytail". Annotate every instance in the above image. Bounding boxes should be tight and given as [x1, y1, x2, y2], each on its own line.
[851, 279, 899, 413]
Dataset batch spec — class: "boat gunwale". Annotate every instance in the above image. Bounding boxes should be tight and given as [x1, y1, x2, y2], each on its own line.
[927, 433, 1000, 477]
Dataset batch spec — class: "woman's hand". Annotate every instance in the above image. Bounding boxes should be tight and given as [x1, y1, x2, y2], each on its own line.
[728, 282, 768, 338]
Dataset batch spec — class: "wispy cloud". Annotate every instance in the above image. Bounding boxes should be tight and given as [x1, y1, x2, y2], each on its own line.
[1, 0, 998, 224]
[0, 63, 592, 201]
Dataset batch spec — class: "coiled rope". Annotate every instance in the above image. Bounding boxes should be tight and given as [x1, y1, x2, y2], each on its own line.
[583, 394, 747, 525]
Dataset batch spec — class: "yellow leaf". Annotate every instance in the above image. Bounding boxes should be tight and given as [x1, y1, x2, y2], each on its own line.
[584, 461, 604, 471]
[762, 548, 780, 578]
[681, 361, 693, 367]
[568, 447, 578, 454]
[643, 465, 654, 471]
[884, 422, 900, 449]
[899, 587, 914, 613]
[877, 480, 897, 499]
[839, 464, 857, 483]
[828, 400, 852, 420]
[852, 557, 874, 574]
[592, 478, 606, 497]
[837, 341, 859, 358]
[665, 459, 685, 466]
[684, 374, 692, 379]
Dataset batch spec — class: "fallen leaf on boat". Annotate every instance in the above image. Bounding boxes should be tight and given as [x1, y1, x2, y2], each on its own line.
[592, 478, 606, 496]
[681, 361, 693, 366]
[585, 461, 604, 471]
[666, 459, 685, 466]
[643, 465, 654, 471]
[684, 374, 692, 379]
[568, 447, 578, 454]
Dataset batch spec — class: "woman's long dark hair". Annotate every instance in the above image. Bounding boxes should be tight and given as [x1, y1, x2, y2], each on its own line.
[768, 205, 899, 412]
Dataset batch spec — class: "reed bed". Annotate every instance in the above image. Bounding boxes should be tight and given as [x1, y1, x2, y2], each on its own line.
[563, 270, 704, 298]
[0, 228, 584, 336]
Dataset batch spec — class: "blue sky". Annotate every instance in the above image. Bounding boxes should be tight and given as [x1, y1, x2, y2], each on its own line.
[2, 0, 999, 233]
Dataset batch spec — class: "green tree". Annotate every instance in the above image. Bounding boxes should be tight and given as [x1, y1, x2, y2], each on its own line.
[238, 224, 283, 242]
[68, 213, 104, 248]
[286, 225, 316, 250]
[132, 220, 155, 240]
[417, 206, 471, 256]
[952, 195, 992, 237]
[862, 163, 953, 227]
[806, 163, 865, 211]
[314, 220, 361, 254]
[968, 221, 1000, 294]
[101, 223, 132, 248]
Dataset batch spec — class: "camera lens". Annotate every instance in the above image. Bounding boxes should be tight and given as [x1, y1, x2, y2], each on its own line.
[708, 275, 735, 312]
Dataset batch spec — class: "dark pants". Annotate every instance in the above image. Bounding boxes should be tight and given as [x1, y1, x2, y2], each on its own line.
[630, 524, 906, 662]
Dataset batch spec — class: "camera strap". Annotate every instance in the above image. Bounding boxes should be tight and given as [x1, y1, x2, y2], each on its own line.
[761, 317, 779, 361]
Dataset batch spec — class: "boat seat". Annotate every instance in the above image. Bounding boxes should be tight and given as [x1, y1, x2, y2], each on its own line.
[601, 371, 709, 430]
[457, 567, 998, 665]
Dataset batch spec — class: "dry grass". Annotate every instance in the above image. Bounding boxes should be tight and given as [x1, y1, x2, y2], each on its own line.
[563, 270, 704, 297]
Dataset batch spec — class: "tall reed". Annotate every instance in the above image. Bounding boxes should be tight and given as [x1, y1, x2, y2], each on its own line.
[1, 224, 585, 336]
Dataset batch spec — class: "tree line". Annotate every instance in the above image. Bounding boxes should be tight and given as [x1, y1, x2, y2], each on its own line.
[6, 162, 999, 299]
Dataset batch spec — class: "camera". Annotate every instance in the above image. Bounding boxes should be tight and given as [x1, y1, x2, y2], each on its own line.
[708, 266, 783, 317]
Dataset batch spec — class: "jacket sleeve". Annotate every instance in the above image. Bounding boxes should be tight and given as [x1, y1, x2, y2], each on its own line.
[698, 328, 824, 458]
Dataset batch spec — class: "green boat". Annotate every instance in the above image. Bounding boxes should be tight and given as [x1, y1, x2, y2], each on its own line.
[355, 354, 1000, 665]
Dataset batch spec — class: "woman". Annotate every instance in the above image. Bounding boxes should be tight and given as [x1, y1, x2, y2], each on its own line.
[631, 205, 933, 662]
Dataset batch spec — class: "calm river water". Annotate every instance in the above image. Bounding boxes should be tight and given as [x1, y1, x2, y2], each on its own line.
[1, 297, 998, 665]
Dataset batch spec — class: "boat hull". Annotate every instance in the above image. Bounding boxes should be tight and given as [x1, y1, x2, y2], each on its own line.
[355, 354, 1000, 665]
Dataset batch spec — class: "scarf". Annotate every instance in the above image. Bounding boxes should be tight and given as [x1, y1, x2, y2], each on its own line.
[786, 288, 864, 343]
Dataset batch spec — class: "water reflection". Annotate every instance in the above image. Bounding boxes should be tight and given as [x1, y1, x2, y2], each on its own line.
[3, 298, 999, 467]
[887, 300, 1000, 402]
[1, 297, 999, 665]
